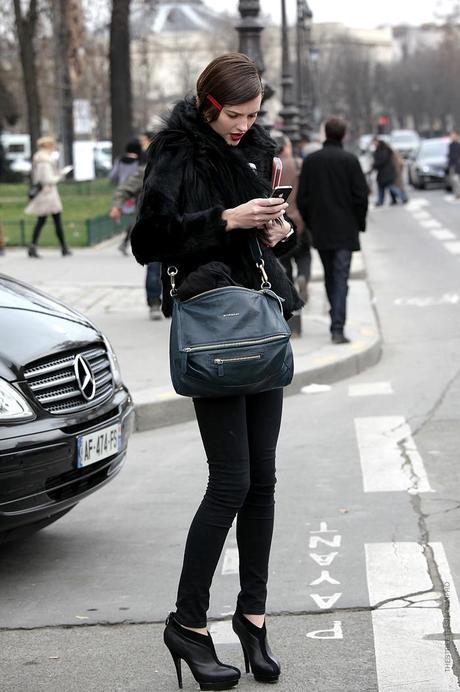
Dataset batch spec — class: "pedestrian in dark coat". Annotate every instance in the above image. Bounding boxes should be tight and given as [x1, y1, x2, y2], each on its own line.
[372, 138, 398, 205]
[448, 129, 460, 198]
[297, 116, 368, 343]
[131, 52, 302, 691]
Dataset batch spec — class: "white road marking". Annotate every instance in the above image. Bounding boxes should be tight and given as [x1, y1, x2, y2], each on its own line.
[444, 241, 460, 255]
[209, 620, 239, 644]
[222, 548, 239, 575]
[301, 384, 332, 394]
[406, 198, 430, 209]
[419, 219, 442, 228]
[430, 229, 456, 240]
[410, 211, 431, 220]
[348, 382, 393, 397]
[354, 416, 434, 493]
[365, 542, 460, 690]
[394, 293, 460, 307]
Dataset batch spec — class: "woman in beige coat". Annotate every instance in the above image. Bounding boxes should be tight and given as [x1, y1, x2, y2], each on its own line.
[25, 136, 71, 257]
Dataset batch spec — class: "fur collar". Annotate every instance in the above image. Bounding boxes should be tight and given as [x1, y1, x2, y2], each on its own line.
[149, 98, 276, 207]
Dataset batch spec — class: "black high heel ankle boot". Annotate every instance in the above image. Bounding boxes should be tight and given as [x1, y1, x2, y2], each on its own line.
[164, 612, 240, 691]
[232, 608, 280, 683]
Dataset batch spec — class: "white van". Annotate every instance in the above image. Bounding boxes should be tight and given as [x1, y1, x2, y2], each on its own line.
[1, 133, 32, 174]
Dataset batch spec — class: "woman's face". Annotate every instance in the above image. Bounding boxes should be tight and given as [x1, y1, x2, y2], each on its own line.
[208, 94, 262, 146]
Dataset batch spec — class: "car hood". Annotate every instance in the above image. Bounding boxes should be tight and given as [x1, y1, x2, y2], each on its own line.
[416, 155, 446, 167]
[0, 275, 100, 381]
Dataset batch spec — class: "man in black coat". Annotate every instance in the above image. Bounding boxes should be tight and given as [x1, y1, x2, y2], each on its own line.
[297, 117, 368, 344]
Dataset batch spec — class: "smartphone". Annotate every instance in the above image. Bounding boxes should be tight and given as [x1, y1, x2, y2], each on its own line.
[271, 185, 293, 202]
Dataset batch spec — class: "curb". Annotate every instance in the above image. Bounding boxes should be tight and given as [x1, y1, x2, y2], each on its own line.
[132, 280, 382, 433]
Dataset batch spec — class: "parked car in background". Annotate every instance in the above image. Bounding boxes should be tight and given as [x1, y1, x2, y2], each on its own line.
[94, 141, 112, 177]
[409, 137, 450, 189]
[390, 129, 420, 159]
[0, 133, 32, 176]
[0, 274, 134, 543]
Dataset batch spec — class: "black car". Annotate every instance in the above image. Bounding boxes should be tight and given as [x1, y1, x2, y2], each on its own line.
[409, 137, 450, 189]
[0, 274, 134, 543]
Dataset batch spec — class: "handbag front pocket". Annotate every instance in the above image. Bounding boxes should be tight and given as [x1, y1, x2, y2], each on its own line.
[214, 353, 262, 377]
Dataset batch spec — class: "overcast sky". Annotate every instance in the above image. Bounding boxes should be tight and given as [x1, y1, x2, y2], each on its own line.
[202, 0, 443, 28]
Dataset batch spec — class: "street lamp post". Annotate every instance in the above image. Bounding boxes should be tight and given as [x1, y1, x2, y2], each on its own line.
[279, 0, 299, 145]
[236, 0, 274, 130]
[296, 0, 313, 136]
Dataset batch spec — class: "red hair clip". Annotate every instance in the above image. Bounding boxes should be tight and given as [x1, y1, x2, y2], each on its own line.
[206, 94, 222, 111]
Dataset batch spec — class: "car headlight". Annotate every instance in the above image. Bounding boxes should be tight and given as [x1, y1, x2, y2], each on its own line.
[0, 378, 35, 421]
[102, 337, 123, 386]
[421, 165, 432, 173]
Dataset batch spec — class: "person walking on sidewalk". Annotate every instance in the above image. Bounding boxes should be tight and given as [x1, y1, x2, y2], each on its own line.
[131, 52, 301, 691]
[272, 132, 311, 303]
[371, 138, 400, 206]
[297, 117, 368, 344]
[447, 129, 460, 199]
[109, 133, 162, 320]
[109, 138, 142, 255]
[25, 136, 72, 258]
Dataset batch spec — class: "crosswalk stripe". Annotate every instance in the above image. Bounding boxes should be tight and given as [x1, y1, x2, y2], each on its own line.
[430, 229, 456, 240]
[419, 219, 442, 228]
[354, 416, 434, 493]
[365, 542, 460, 690]
[348, 381, 393, 397]
[444, 241, 460, 255]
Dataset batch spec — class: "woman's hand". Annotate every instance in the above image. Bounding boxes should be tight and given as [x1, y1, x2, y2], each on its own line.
[222, 198, 288, 231]
[259, 217, 292, 248]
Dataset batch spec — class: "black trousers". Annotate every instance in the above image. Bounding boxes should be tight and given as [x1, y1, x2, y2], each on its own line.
[31, 213, 66, 248]
[175, 388, 283, 628]
[318, 248, 352, 334]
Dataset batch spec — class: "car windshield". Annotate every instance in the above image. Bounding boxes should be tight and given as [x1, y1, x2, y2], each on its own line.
[419, 140, 448, 156]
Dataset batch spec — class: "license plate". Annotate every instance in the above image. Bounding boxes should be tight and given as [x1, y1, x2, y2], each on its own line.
[77, 423, 121, 468]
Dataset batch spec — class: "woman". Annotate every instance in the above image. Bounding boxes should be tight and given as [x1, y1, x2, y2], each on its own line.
[131, 53, 302, 691]
[25, 136, 71, 257]
[372, 137, 398, 206]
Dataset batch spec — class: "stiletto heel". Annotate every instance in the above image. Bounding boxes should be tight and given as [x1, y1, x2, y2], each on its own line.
[232, 607, 281, 683]
[170, 652, 183, 689]
[242, 646, 250, 674]
[164, 612, 240, 691]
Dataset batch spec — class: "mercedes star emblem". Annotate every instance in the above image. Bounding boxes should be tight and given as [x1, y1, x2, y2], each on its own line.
[74, 354, 97, 401]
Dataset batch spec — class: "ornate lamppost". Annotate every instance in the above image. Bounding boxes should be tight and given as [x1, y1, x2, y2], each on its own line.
[236, 0, 274, 130]
[296, 0, 313, 136]
[279, 0, 299, 144]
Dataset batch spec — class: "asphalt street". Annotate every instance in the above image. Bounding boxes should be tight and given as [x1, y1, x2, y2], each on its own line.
[1, 188, 460, 691]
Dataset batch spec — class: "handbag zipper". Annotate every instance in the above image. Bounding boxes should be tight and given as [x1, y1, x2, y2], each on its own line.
[183, 333, 289, 353]
[214, 354, 261, 376]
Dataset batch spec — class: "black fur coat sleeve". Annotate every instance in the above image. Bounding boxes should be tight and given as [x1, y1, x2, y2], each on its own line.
[131, 148, 229, 265]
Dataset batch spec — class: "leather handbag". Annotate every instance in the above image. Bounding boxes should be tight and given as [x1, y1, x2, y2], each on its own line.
[168, 236, 294, 398]
[27, 182, 42, 200]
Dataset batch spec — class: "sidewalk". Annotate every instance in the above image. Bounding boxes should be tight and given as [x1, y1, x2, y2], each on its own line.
[0, 239, 381, 430]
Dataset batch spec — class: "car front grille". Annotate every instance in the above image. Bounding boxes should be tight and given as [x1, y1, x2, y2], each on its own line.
[24, 344, 114, 414]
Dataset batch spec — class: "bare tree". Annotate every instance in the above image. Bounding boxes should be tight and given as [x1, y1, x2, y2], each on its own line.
[12, 0, 42, 152]
[110, 0, 133, 160]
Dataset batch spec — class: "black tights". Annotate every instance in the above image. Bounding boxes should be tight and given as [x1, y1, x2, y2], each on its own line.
[31, 213, 66, 248]
[175, 388, 283, 628]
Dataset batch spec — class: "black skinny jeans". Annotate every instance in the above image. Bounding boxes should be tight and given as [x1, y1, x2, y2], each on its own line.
[175, 388, 283, 628]
[31, 213, 66, 248]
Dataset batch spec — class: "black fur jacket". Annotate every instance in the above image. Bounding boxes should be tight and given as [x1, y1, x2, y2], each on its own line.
[130, 97, 302, 318]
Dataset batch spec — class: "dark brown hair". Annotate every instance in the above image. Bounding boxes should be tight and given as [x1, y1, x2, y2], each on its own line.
[325, 117, 347, 142]
[196, 53, 263, 122]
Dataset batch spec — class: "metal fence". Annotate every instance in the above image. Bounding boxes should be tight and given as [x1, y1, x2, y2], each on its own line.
[0, 214, 133, 247]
